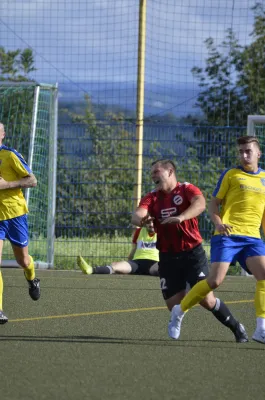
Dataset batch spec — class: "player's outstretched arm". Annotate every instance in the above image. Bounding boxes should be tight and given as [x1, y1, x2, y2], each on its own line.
[178, 194, 205, 221]
[0, 173, 37, 190]
[132, 207, 152, 227]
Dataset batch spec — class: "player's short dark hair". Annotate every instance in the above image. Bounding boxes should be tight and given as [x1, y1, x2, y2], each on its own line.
[151, 159, 176, 173]
[237, 136, 260, 150]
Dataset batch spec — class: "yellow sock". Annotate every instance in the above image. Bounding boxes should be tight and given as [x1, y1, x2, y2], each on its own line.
[24, 256, 35, 281]
[181, 279, 211, 312]
[254, 280, 265, 318]
[0, 270, 3, 310]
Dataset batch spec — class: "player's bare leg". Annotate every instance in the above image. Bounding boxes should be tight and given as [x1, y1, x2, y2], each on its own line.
[77, 258, 134, 274]
[111, 261, 134, 274]
[149, 262, 159, 276]
[0, 240, 8, 324]
[12, 245, 40, 300]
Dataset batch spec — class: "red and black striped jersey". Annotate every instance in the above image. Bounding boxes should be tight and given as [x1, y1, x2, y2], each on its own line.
[138, 182, 203, 252]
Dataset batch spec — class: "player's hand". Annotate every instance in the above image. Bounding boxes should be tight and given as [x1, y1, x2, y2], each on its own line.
[215, 223, 233, 236]
[140, 214, 154, 227]
[160, 215, 184, 225]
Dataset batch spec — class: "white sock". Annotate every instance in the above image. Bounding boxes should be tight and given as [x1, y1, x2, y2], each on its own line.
[256, 317, 265, 330]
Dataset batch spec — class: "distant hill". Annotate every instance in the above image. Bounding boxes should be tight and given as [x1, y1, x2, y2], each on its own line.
[58, 81, 201, 120]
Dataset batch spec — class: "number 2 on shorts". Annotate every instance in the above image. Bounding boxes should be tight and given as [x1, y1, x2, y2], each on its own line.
[160, 277, 167, 290]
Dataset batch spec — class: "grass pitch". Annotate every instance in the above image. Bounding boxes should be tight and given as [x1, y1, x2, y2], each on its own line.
[0, 270, 264, 400]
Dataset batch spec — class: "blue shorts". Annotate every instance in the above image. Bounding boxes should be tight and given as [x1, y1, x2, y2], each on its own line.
[0, 215, 29, 247]
[211, 235, 265, 274]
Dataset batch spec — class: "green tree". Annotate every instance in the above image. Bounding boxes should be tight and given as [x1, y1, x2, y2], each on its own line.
[0, 46, 36, 82]
[191, 30, 244, 126]
[0, 47, 37, 158]
[20, 48, 37, 77]
[186, 2, 265, 174]
[0, 47, 21, 79]
[191, 2, 265, 127]
[237, 3, 265, 116]
[57, 95, 136, 237]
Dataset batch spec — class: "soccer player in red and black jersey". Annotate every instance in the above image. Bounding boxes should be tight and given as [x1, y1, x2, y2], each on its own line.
[132, 159, 248, 342]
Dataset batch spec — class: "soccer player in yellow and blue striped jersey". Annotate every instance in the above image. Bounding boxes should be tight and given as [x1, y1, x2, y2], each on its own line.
[169, 136, 265, 344]
[0, 123, 41, 324]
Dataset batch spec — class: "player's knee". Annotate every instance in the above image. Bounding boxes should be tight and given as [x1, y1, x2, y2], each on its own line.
[200, 293, 216, 310]
[18, 257, 31, 269]
[149, 266, 159, 276]
[199, 298, 213, 310]
[207, 277, 222, 290]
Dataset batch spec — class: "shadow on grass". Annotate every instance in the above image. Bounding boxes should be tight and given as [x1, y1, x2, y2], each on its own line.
[4, 283, 255, 294]
[0, 334, 264, 350]
[4, 284, 161, 291]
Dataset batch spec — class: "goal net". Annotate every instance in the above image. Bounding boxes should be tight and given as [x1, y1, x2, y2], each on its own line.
[0, 82, 58, 269]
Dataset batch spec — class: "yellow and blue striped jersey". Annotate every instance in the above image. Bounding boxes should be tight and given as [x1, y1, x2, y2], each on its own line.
[0, 145, 31, 221]
[212, 166, 265, 238]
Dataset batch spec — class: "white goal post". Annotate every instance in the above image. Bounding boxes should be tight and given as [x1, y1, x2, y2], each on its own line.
[0, 82, 58, 269]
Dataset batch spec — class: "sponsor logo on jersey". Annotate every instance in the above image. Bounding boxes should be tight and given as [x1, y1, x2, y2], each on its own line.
[161, 207, 177, 218]
[173, 195, 183, 205]
[140, 242, 157, 249]
[240, 184, 265, 193]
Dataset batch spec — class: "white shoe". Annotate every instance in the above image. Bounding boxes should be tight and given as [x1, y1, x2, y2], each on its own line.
[168, 304, 185, 340]
[252, 329, 265, 344]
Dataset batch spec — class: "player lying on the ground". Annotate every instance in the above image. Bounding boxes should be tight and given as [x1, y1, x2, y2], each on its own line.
[77, 221, 159, 276]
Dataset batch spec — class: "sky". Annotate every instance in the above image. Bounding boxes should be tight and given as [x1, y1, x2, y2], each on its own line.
[0, 0, 260, 116]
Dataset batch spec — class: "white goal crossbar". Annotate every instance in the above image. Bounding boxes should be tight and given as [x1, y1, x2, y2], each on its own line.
[247, 115, 265, 136]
